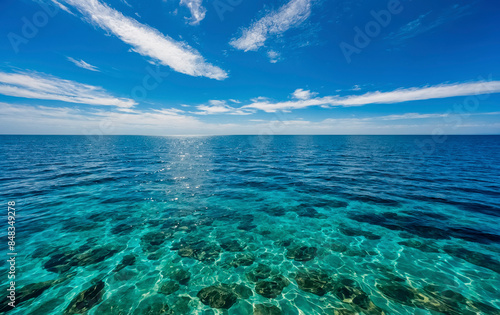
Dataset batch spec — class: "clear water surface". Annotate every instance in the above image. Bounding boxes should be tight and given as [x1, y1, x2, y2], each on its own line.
[0, 135, 499, 314]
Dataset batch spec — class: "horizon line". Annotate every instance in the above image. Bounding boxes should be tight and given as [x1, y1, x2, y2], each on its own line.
[1, 134, 500, 137]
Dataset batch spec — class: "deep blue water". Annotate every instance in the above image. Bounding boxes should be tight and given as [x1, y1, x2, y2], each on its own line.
[0, 135, 499, 314]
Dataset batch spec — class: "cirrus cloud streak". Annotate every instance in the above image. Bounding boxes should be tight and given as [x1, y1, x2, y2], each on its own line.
[0, 70, 136, 107]
[58, 0, 227, 80]
[243, 81, 500, 112]
[67, 57, 100, 72]
[230, 0, 313, 52]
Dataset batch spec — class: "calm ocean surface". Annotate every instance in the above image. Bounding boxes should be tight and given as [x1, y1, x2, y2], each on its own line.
[0, 135, 499, 314]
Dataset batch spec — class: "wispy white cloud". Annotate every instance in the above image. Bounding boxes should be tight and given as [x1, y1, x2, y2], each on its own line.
[120, 0, 132, 8]
[52, 0, 76, 15]
[58, 0, 227, 80]
[267, 50, 280, 63]
[336, 81, 500, 107]
[193, 100, 253, 115]
[230, 0, 313, 51]
[377, 113, 447, 120]
[354, 111, 500, 121]
[180, 0, 206, 25]
[67, 57, 100, 72]
[386, 12, 431, 42]
[0, 102, 241, 135]
[0, 70, 136, 107]
[386, 4, 472, 43]
[243, 81, 500, 112]
[292, 88, 317, 100]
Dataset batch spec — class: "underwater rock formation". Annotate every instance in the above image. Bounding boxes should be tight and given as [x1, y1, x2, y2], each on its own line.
[162, 266, 191, 285]
[338, 226, 381, 240]
[331, 278, 383, 314]
[44, 246, 118, 273]
[0, 273, 74, 312]
[295, 206, 325, 218]
[254, 303, 283, 315]
[376, 281, 500, 314]
[286, 245, 317, 261]
[229, 253, 255, 267]
[177, 243, 221, 262]
[172, 237, 222, 262]
[236, 214, 257, 231]
[159, 281, 180, 295]
[230, 284, 253, 299]
[329, 241, 348, 253]
[398, 239, 440, 253]
[132, 295, 170, 315]
[75, 247, 118, 267]
[110, 223, 135, 235]
[64, 280, 105, 314]
[219, 239, 247, 252]
[443, 245, 500, 274]
[255, 276, 289, 298]
[197, 285, 238, 309]
[294, 269, 332, 296]
[141, 231, 172, 252]
[350, 211, 500, 245]
[246, 264, 278, 283]
[113, 254, 136, 272]
[169, 296, 191, 314]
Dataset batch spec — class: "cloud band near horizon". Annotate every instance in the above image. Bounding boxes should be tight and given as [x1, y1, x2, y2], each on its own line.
[243, 80, 500, 112]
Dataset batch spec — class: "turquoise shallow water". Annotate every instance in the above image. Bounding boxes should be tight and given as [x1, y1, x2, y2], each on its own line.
[0, 135, 499, 314]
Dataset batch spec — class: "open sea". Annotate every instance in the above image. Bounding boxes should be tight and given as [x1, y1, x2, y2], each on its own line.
[0, 135, 499, 315]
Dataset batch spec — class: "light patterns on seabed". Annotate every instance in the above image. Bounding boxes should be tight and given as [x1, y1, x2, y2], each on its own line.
[0, 135, 499, 314]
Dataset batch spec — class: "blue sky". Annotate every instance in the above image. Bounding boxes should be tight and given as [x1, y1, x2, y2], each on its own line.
[0, 0, 499, 135]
